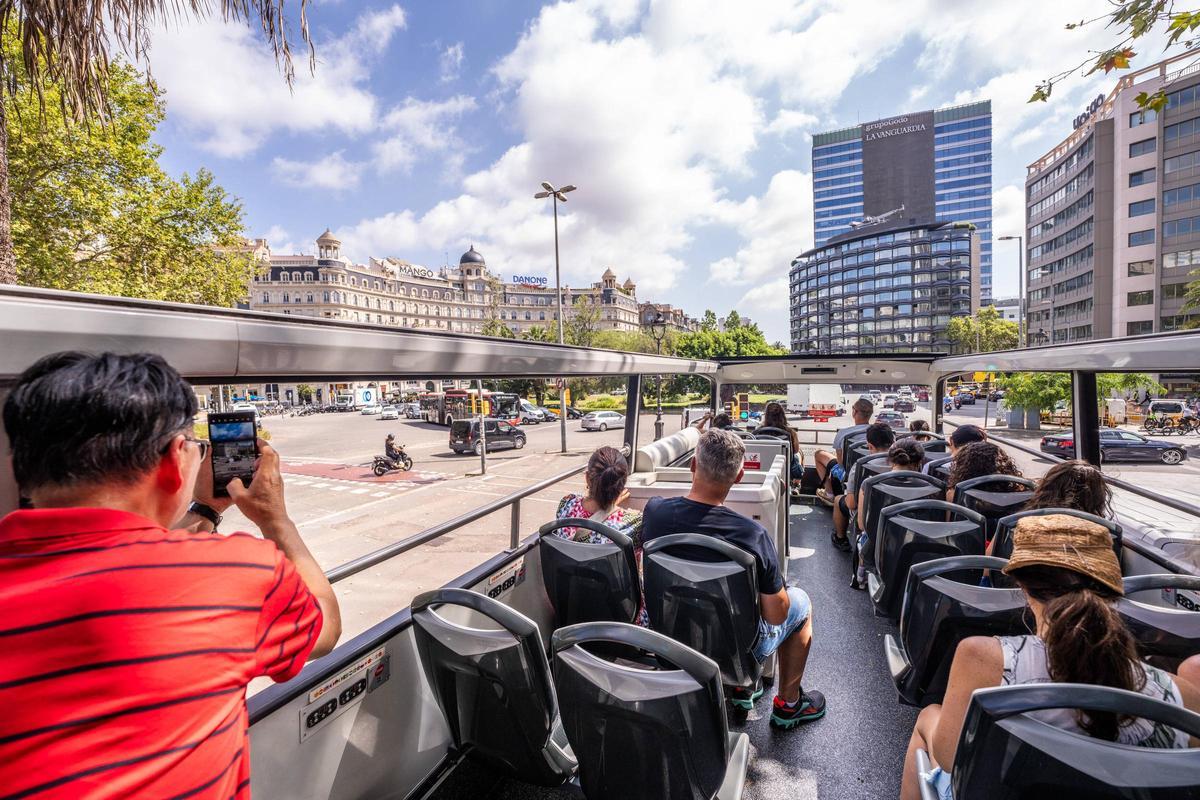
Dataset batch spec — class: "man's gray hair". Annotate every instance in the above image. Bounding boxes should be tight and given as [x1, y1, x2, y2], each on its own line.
[695, 428, 745, 485]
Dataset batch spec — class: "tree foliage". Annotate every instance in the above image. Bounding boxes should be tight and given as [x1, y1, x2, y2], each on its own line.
[997, 371, 1164, 411]
[564, 296, 601, 347]
[1031, 3, 1200, 110]
[6, 39, 255, 306]
[946, 306, 1020, 354]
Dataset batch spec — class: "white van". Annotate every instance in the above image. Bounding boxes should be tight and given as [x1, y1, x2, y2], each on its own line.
[519, 400, 546, 424]
[1149, 399, 1186, 419]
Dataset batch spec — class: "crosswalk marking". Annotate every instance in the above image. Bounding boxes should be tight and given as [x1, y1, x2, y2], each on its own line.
[350, 488, 369, 494]
[330, 486, 349, 492]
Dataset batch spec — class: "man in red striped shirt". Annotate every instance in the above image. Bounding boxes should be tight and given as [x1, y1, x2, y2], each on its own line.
[0, 352, 341, 799]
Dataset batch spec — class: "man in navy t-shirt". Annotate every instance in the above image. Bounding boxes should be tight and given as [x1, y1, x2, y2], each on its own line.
[642, 428, 825, 730]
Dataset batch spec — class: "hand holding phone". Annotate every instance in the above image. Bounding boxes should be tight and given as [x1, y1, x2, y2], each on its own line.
[226, 440, 289, 531]
[207, 411, 259, 497]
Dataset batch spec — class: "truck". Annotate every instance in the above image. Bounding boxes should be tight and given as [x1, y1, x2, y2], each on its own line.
[787, 384, 845, 421]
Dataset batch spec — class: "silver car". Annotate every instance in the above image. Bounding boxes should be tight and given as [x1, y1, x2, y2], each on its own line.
[581, 410, 625, 431]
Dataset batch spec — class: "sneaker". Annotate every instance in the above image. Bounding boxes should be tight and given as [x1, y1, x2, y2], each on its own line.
[815, 488, 835, 507]
[770, 691, 826, 729]
[729, 682, 764, 710]
[830, 531, 851, 552]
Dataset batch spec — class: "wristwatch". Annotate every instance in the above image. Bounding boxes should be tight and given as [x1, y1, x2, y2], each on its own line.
[188, 501, 223, 531]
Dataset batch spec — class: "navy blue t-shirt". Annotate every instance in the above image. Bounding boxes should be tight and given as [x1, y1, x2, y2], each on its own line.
[641, 496, 784, 594]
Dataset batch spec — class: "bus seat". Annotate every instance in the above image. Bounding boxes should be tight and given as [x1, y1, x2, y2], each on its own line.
[926, 684, 1200, 799]
[992, 508, 1122, 561]
[851, 451, 890, 490]
[411, 588, 577, 787]
[884, 555, 1026, 707]
[634, 427, 700, 473]
[1120, 574, 1200, 664]
[869, 500, 987, 621]
[924, 455, 953, 479]
[859, 472, 945, 573]
[538, 519, 641, 626]
[919, 435, 949, 455]
[842, 434, 869, 474]
[642, 534, 761, 692]
[551, 622, 749, 800]
[952, 475, 1036, 540]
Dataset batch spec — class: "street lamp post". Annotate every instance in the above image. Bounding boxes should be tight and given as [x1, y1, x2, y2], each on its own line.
[534, 181, 576, 454]
[998, 234, 1025, 347]
[649, 312, 668, 440]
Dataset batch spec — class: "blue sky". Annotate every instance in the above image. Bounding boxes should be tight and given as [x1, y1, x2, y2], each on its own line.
[144, 0, 1158, 342]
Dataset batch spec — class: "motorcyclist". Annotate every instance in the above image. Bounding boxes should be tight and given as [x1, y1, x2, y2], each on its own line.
[384, 434, 403, 466]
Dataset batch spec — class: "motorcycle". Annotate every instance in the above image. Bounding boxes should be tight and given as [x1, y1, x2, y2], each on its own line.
[373, 448, 413, 476]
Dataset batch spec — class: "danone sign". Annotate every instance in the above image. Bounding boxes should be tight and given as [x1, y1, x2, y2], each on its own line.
[512, 275, 548, 287]
[863, 115, 928, 141]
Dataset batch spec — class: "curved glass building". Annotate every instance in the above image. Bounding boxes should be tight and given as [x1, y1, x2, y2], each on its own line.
[788, 220, 979, 354]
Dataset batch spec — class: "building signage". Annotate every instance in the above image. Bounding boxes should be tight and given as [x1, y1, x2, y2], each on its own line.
[863, 115, 928, 141]
[511, 275, 548, 287]
[394, 264, 436, 279]
[1073, 94, 1106, 130]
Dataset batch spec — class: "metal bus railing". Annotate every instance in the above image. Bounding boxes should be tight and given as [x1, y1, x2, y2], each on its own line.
[322, 445, 631, 584]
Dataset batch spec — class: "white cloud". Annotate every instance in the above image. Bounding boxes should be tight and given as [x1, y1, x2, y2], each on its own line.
[146, 5, 407, 156]
[765, 109, 819, 137]
[272, 151, 366, 190]
[261, 224, 301, 255]
[373, 95, 477, 175]
[440, 42, 465, 82]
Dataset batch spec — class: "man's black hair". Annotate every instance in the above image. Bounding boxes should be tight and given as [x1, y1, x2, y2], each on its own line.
[865, 421, 896, 449]
[3, 352, 198, 491]
[949, 424, 987, 448]
[712, 412, 734, 429]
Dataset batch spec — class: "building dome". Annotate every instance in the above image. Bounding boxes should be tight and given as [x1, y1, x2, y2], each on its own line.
[459, 245, 485, 265]
[316, 228, 340, 246]
[623, 278, 636, 290]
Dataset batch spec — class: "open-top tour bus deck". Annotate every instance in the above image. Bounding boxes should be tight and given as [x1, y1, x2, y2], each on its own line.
[2, 286, 1199, 800]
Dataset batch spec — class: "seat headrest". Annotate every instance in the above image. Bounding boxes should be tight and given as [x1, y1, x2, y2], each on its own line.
[634, 426, 701, 473]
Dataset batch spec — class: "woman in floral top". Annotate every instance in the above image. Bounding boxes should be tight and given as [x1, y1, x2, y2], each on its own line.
[553, 446, 647, 626]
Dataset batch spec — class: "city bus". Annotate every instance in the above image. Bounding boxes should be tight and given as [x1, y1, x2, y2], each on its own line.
[1, 286, 1198, 800]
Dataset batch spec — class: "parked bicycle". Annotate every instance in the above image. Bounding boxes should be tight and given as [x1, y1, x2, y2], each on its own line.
[1142, 415, 1178, 435]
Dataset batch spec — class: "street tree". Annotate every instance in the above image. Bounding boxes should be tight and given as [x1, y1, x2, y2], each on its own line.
[564, 296, 601, 347]
[8, 45, 253, 306]
[1030, 3, 1200, 111]
[947, 306, 1020, 354]
[0, 2, 313, 285]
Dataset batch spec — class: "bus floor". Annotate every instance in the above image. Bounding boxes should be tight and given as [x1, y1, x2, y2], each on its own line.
[427, 503, 917, 800]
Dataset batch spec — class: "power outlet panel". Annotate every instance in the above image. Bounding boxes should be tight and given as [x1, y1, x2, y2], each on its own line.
[298, 646, 387, 742]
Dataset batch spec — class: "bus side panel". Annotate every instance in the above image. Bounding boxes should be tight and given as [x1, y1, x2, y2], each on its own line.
[249, 628, 451, 800]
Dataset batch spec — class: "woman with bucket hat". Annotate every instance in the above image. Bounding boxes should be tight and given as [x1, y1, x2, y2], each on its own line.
[900, 514, 1200, 800]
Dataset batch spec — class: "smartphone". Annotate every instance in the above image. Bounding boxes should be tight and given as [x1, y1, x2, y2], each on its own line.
[207, 411, 259, 497]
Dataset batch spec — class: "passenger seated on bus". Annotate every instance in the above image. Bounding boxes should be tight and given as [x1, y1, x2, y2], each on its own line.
[831, 422, 895, 552]
[642, 429, 826, 729]
[712, 411, 735, 430]
[762, 401, 804, 484]
[908, 419, 933, 441]
[815, 398, 873, 505]
[0, 352, 340, 800]
[900, 515, 1200, 800]
[554, 446, 647, 626]
[1026, 459, 1112, 518]
[852, 437, 924, 589]
[921, 424, 987, 476]
[944, 441, 1023, 505]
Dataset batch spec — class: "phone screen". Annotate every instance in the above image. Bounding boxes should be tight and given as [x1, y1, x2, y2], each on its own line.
[208, 413, 258, 496]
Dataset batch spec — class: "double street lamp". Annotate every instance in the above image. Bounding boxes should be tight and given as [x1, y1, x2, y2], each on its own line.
[534, 181, 576, 454]
[648, 312, 668, 440]
[997, 234, 1025, 347]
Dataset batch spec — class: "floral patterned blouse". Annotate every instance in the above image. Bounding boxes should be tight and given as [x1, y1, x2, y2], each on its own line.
[553, 493, 647, 627]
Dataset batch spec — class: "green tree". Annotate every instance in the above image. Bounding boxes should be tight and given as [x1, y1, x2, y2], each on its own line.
[946, 306, 1020, 354]
[1184, 271, 1200, 327]
[564, 296, 601, 347]
[724, 310, 742, 330]
[297, 384, 315, 403]
[0, 3, 311, 285]
[521, 325, 557, 343]
[998, 372, 1163, 412]
[700, 309, 719, 332]
[481, 316, 515, 338]
[1030, 3, 1200, 110]
[5, 39, 255, 306]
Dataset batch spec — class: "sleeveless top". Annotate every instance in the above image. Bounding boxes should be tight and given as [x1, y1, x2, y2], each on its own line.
[997, 635, 1188, 748]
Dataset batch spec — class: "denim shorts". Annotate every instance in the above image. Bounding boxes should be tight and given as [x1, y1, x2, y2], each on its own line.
[752, 586, 812, 662]
[830, 462, 847, 482]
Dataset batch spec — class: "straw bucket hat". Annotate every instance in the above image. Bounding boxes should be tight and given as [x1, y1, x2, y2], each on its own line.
[1001, 514, 1123, 596]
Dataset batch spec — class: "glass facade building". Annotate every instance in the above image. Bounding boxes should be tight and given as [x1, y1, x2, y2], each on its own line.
[789, 221, 980, 354]
[812, 101, 993, 304]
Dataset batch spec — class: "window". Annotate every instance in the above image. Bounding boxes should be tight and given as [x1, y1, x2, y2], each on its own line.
[323, 291, 331, 302]
[1165, 248, 1200, 267]
[1129, 198, 1155, 217]
[1127, 259, 1154, 276]
[261, 292, 270, 303]
[1130, 108, 1158, 127]
[1129, 229, 1155, 246]
[1164, 282, 1191, 300]
[279, 272, 289, 282]
[1127, 290, 1154, 306]
[1129, 138, 1156, 157]
[305, 272, 313, 281]
[1165, 116, 1200, 142]
[283, 292, 290, 303]
[1163, 215, 1200, 238]
[1166, 84, 1200, 110]
[1162, 313, 1200, 330]
[292, 272, 301, 281]
[1163, 182, 1200, 207]
[306, 293, 313, 303]
[1165, 149, 1200, 174]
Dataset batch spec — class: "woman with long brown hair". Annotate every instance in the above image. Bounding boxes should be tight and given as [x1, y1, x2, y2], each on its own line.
[900, 515, 1200, 800]
[945, 441, 1023, 504]
[1027, 459, 1113, 517]
[762, 401, 804, 485]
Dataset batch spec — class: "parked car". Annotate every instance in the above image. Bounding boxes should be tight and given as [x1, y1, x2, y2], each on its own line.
[917, 388, 929, 402]
[957, 391, 976, 405]
[562, 405, 584, 419]
[988, 390, 1006, 402]
[538, 406, 559, 421]
[893, 396, 915, 413]
[518, 400, 546, 424]
[581, 410, 625, 432]
[1040, 429, 1187, 465]
[449, 418, 527, 455]
[230, 401, 260, 420]
[401, 402, 422, 419]
[876, 410, 906, 431]
[379, 405, 400, 420]
[361, 404, 383, 415]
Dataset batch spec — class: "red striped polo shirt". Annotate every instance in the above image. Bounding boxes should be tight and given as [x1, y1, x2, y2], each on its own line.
[0, 507, 323, 800]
